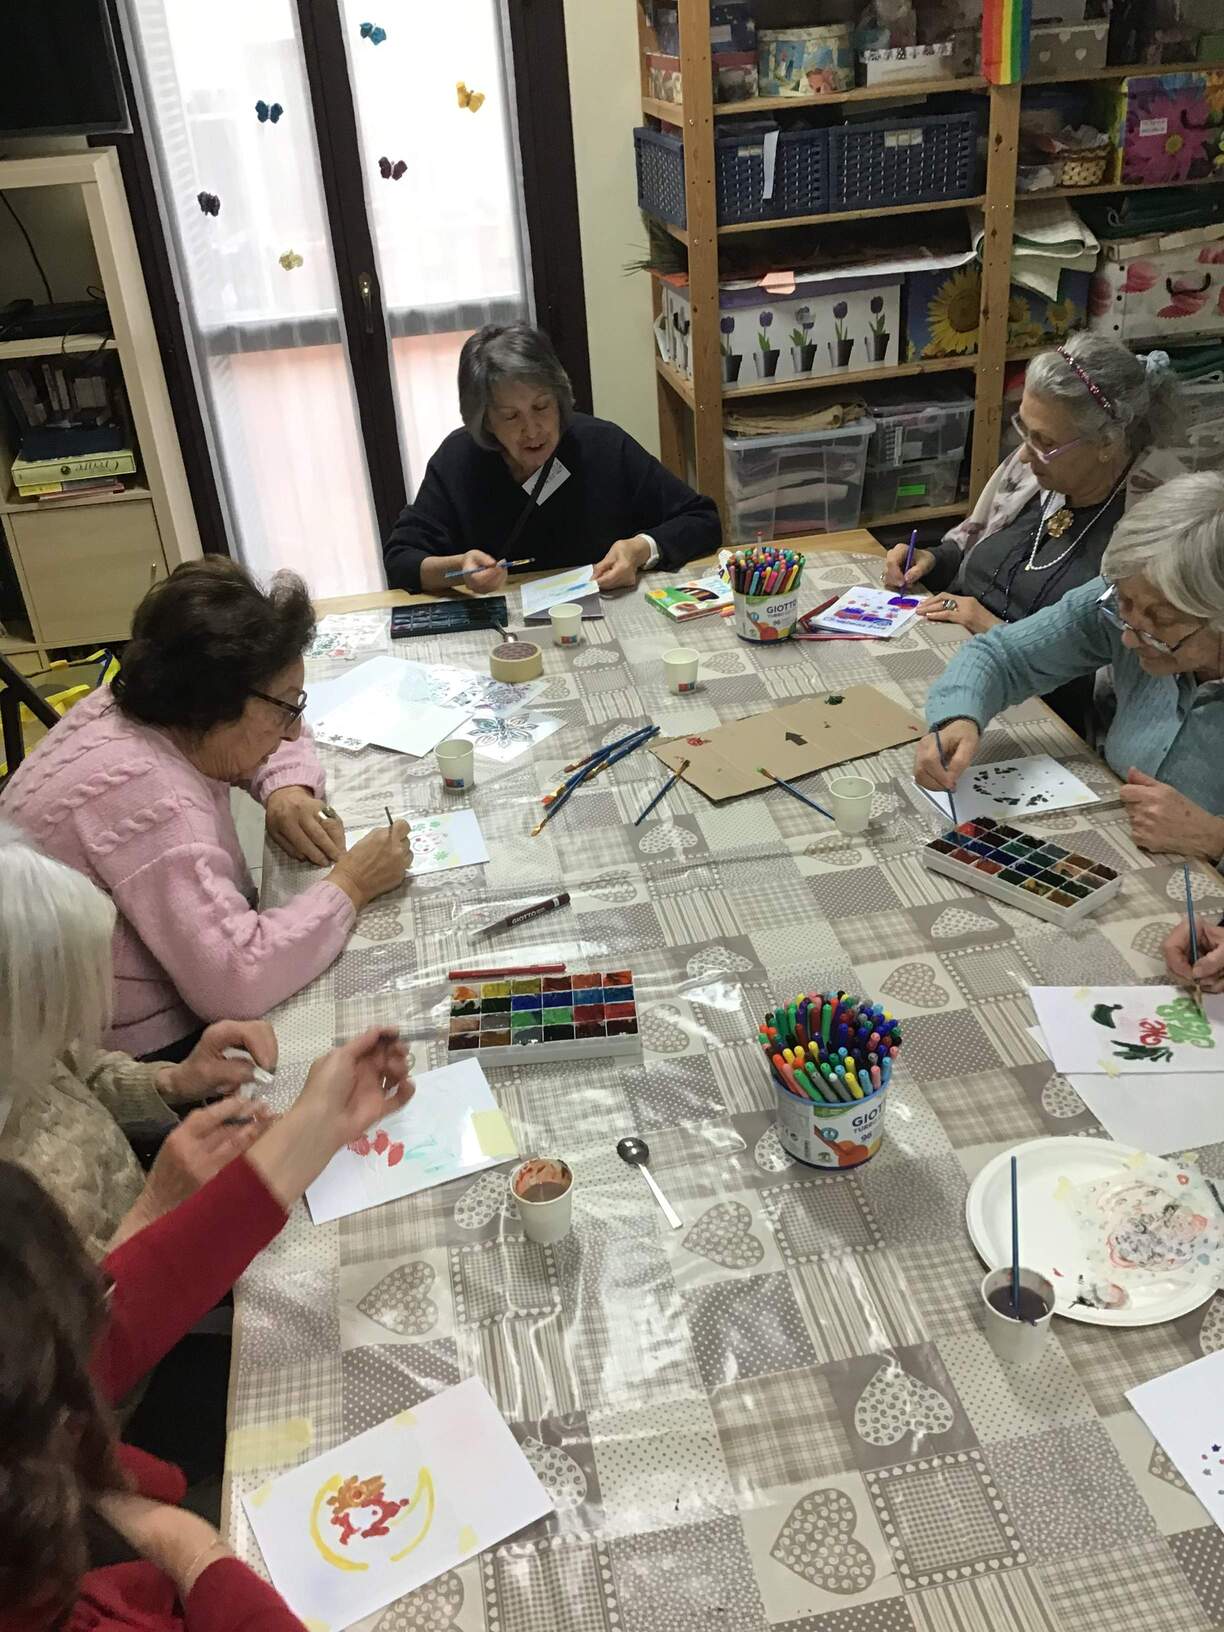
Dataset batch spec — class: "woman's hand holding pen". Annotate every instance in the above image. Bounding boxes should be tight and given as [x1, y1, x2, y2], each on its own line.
[421, 551, 507, 596]
[329, 821, 412, 909]
[914, 719, 980, 791]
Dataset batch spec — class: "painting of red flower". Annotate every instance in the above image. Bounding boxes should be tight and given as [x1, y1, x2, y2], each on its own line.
[1122, 87, 1215, 185]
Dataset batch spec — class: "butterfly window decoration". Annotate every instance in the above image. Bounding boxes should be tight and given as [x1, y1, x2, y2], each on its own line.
[279, 249, 304, 271]
[456, 81, 485, 113]
[196, 191, 220, 217]
[255, 100, 283, 124]
[359, 21, 387, 44]
[378, 156, 406, 181]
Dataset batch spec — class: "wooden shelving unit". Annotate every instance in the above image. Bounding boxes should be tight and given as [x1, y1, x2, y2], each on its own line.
[637, 6, 1224, 538]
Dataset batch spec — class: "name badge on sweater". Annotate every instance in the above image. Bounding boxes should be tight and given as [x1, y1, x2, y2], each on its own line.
[523, 459, 570, 506]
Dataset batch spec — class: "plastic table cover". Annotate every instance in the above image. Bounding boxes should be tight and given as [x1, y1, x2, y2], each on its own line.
[223, 551, 1224, 1632]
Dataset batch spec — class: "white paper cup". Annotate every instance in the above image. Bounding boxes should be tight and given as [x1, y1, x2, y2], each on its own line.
[436, 738, 475, 791]
[828, 774, 873, 834]
[510, 1157, 574, 1244]
[550, 603, 583, 646]
[980, 1267, 1055, 1366]
[663, 647, 700, 694]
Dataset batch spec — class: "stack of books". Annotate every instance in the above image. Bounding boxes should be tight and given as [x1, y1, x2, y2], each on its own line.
[10, 427, 136, 503]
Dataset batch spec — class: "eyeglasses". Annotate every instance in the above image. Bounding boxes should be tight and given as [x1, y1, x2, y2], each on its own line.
[250, 687, 308, 727]
[1096, 584, 1205, 655]
[1010, 413, 1086, 464]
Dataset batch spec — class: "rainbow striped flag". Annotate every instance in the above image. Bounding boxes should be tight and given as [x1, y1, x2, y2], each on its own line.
[983, 0, 1032, 84]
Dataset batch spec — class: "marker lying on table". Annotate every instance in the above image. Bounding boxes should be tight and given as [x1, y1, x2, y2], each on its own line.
[477, 892, 571, 937]
[443, 557, 536, 581]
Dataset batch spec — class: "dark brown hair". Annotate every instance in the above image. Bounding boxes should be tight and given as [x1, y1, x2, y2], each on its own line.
[0, 1161, 126, 1618]
[112, 555, 316, 733]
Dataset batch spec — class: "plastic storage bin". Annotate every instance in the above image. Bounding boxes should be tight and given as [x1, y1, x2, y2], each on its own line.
[862, 454, 963, 518]
[724, 421, 876, 543]
[634, 124, 828, 229]
[828, 110, 979, 211]
[860, 385, 975, 468]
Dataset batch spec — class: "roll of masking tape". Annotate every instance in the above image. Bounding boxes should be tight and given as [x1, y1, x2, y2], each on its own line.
[490, 639, 544, 682]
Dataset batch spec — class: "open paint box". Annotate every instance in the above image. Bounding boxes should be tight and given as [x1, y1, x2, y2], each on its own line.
[448, 971, 643, 1065]
[919, 818, 1121, 924]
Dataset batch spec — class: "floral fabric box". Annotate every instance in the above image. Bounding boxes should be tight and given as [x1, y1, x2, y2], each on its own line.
[1088, 227, 1224, 344]
[905, 260, 1090, 358]
[1106, 71, 1224, 186]
[660, 272, 901, 384]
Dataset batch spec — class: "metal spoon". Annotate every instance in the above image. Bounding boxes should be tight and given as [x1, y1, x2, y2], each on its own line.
[616, 1136, 682, 1229]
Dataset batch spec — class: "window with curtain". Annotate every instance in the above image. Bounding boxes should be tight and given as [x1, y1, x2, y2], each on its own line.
[121, 0, 530, 599]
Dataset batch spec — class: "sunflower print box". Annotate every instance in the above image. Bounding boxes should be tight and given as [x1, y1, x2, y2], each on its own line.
[919, 818, 1121, 926]
[447, 971, 643, 1065]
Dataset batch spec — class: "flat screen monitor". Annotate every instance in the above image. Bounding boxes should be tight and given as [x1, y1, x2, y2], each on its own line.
[0, 3, 131, 138]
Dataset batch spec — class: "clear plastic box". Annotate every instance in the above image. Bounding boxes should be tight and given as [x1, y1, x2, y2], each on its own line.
[724, 421, 875, 544]
[862, 452, 963, 518]
[860, 384, 975, 469]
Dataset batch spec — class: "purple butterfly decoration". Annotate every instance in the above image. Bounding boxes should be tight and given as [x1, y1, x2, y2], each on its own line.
[378, 156, 406, 181]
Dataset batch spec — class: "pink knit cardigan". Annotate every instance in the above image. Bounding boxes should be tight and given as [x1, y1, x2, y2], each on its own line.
[1, 687, 354, 1055]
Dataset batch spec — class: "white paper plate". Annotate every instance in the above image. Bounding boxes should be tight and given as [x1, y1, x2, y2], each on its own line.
[965, 1136, 1222, 1328]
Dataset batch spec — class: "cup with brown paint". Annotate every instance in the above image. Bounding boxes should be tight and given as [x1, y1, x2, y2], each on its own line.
[510, 1156, 574, 1244]
[980, 1265, 1055, 1366]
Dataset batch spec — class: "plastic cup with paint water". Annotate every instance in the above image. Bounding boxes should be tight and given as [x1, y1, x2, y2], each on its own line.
[550, 602, 583, 646]
[510, 1156, 573, 1244]
[828, 773, 873, 834]
[663, 647, 700, 694]
[980, 1266, 1054, 1366]
[436, 737, 475, 791]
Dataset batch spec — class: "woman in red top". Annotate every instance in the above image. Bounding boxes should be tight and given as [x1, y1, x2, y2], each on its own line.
[0, 1026, 414, 1632]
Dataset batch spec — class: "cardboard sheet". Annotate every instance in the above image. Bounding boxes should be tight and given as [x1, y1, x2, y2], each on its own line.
[649, 687, 924, 802]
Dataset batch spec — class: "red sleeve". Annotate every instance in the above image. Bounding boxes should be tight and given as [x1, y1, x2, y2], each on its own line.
[186, 1559, 307, 1632]
[94, 1159, 287, 1404]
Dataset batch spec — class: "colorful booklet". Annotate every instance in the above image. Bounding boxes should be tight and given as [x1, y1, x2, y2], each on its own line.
[645, 574, 733, 621]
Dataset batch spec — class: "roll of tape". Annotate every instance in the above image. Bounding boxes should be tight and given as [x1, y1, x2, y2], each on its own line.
[490, 640, 544, 682]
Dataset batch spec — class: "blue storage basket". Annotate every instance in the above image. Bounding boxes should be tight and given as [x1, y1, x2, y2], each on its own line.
[828, 110, 979, 212]
[634, 125, 829, 229]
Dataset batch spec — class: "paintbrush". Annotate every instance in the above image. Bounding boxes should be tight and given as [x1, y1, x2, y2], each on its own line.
[933, 725, 959, 829]
[444, 557, 536, 581]
[1184, 862, 1205, 1013]
[533, 727, 659, 836]
[634, 759, 689, 827]
[756, 766, 833, 820]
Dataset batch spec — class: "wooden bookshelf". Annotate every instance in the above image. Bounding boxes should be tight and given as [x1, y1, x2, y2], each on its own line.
[0, 334, 117, 362]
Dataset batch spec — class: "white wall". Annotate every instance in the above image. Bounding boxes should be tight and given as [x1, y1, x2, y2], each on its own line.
[562, 0, 660, 455]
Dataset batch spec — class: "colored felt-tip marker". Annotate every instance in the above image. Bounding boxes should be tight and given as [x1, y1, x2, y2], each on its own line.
[477, 891, 571, 938]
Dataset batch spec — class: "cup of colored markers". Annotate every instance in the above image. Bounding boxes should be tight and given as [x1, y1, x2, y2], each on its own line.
[757, 990, 899, 1169]
[729, 547, 805, 644]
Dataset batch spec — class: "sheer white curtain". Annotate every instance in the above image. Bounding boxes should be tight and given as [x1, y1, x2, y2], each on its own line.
[121, 0, 529, 599]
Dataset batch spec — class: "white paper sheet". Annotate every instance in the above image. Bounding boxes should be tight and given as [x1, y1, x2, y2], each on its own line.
[910, 754, 1101, 823]
[320, 695, 471, 759]
[810, 586, 920, 638]
[450, 711, 563, 764]
[1028, 1023, 1224, 1153]
[1029, 986, 1224, 1076]
[351, 810, 489, 876]
[520, 565, 600, 620]
[1128, 1352, 1224, 1535]
[305, 1058, 516, 1225]
[243, 1376, 552, 1628]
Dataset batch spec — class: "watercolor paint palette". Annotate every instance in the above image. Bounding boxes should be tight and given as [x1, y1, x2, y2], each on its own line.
[919, 817, 1121, 925]
[447, 970, 643, 1065]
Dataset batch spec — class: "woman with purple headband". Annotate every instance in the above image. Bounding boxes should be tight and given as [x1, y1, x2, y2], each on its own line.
[883, 333, 1183, 727]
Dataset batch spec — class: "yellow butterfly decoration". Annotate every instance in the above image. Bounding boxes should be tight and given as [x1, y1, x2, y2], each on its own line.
[456, 81, 485, 113]
[278, 249, 304, 271]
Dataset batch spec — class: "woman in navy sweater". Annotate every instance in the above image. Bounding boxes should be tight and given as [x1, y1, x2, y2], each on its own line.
[383, 324, 721, 595]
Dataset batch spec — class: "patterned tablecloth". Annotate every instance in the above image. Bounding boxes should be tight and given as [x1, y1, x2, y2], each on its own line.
[226, 551, 1224, 1632]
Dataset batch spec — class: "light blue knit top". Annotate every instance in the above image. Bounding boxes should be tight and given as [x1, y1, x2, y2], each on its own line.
[925, 576, 1224, 815]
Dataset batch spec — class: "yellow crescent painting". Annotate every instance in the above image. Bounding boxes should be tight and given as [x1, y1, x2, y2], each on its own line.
[308, 1468, 436, 1572]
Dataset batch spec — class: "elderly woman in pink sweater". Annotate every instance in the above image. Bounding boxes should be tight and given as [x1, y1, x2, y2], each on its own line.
[2, 558, 410, 1059]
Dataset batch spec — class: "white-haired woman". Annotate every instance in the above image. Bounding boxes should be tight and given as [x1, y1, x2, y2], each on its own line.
[914, 473, 1224, 860]
[883, 334, 1183, 638]
[0, 816, 290, 1258]
[383, 322, 721, 595]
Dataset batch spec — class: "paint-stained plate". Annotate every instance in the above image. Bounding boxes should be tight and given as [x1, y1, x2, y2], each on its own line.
[966, 1136, 1224, 1328]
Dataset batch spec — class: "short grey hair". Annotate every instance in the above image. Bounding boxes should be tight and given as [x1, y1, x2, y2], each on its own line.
[1102, 471, 1224, 628]
[0, 818, 115, 1096]
[458, 323, 574, 451]
[1026, 333, 1184, 455]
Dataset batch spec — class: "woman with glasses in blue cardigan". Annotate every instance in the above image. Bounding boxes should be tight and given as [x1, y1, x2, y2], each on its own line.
[915, 473, 1224, 868]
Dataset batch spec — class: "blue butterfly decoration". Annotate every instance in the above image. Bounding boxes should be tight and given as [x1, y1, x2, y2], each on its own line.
[197, 191, 221, 217]
[359, 21, 387, 44]
[255, 100, 283, 124]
